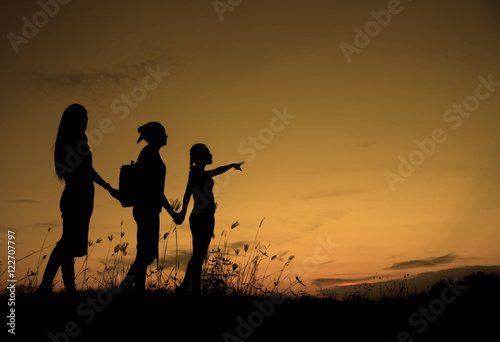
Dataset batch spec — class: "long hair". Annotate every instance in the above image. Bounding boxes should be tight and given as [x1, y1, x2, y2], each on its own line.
[189, 144, 210, 169]
[54, 104, 89, 181]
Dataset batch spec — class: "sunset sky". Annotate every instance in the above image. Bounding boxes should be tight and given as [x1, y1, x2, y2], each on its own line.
[1, 0, 500, 293]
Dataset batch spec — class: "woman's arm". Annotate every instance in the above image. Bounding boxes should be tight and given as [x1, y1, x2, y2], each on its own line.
[208, 162, 244, 177]
[92, 168, 112, 190]
[92, 168, 121, 200]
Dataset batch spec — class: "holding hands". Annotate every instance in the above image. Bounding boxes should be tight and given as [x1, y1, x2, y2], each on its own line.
[101, 182, 121, 202]
[108, 187, 121, 201]
[172, 211, 185, 225]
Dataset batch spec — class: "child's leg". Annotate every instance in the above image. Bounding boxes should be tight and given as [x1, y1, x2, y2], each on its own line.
[190, 216, 215, 293]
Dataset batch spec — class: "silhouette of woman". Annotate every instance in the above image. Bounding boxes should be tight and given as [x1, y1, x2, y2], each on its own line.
[121, 122, 180, 291]
[38, 104, 117, 294]
[176, 144, 243, 294]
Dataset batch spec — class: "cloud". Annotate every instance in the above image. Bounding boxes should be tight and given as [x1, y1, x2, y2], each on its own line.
[385, 253, 458, 270]
[305, 223, 321, 231]
[224, 241, 254, 251]
[312, 276, 373, 288]
[25, 44, 175, 106]
[157, 249, 193, 268]
[30, 63, 153, 103]
[33, 221, 60, 227]
[355, 141, 379, 148]
[3, 199, 40, 203]
[97, 249, 193, 269]
[304, 189, 366, 201]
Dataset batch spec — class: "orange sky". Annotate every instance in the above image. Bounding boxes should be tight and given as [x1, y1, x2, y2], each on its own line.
[1, 0, 500, 293]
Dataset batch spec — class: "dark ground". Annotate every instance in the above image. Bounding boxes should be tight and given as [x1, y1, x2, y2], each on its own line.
[8, 272, 500, 342]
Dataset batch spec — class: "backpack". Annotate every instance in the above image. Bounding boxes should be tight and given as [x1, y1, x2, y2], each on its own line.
[118, 161, 141, 207]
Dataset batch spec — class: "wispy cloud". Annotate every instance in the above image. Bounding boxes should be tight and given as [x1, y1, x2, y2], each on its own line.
[355, 141, 379, 148]
[98, 249, 193, 269]
[157, 249, 192, 268]
[33, 221, 60, 227]
[385, 253, 458, 270]
[3, 199, 40, 203]
[225, 241, 254, 250]
[304, 189, 366, 201]
[312, 276, 373, 288]
[25, 44, 175, 106]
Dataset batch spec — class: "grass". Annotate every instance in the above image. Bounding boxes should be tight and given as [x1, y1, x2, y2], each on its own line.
[9, 271, 500, 341]
[1, 202, 304, 297]
[2, 204, 500, 341]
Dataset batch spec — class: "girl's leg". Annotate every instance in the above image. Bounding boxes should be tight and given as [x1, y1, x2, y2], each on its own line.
[186, 213, 214, 294]
[178, 224, 211, 292]
[190, 228, 213, 294]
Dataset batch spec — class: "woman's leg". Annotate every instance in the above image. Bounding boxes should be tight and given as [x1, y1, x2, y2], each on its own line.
[122, 251, 155, 291]
[39, 244, 76, 293]
[129, 209, 159, 292]
[122, 261, 138, 289]
[61, 257, 76, 293]
[178, 256, 195, 292]
[132, 252, 151, 291]
[38, 244, 64, 291]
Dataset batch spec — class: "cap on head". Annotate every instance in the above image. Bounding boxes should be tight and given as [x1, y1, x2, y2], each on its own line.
[137, 122, 166, 144]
